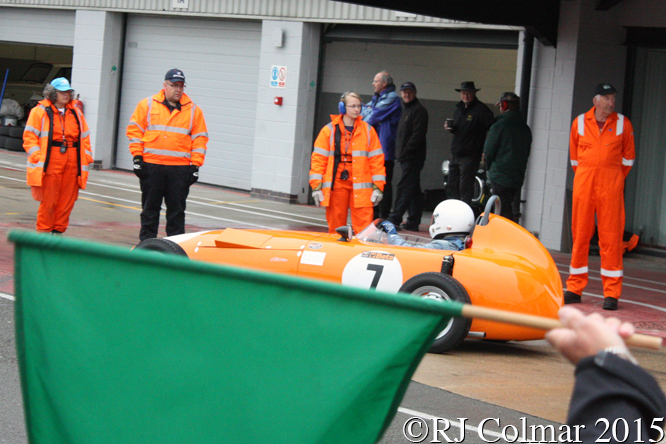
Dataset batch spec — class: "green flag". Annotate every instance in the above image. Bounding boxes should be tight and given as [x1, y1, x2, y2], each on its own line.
[10, 230, 462, 444]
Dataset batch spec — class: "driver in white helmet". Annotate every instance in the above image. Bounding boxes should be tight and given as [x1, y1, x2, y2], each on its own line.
[379, 199, 474, 250]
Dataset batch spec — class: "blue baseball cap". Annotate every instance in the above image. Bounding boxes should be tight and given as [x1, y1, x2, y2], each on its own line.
[51, 77, 73, 91]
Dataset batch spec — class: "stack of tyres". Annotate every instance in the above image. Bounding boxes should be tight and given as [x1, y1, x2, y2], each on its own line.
[0, 125, 25, 152]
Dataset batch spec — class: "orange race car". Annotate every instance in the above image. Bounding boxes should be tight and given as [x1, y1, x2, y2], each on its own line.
[135, 198, 563, 353]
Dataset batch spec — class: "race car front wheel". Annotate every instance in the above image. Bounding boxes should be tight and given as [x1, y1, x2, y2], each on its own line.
[399, 272, 472, 353]
[133, 238, 188, 257]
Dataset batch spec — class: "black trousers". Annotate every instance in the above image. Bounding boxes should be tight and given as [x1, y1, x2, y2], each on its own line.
[139, 163, 190, 241]
[387, 158, 424, 226]
[447, 156, 480, 206]
[490, 181, 520, 223]
[374, 160, 394, 220]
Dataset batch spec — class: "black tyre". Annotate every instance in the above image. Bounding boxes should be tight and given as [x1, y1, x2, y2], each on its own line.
[0, 127, 10, 136]
[0, 135, 7, 149]
[399, 272, 472, 353]
[5, 137, 24, 152]
[8, 127, 24, 138]
[133, 238, 188, 257]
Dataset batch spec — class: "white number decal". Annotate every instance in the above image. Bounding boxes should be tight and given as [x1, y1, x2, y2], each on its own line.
[341, 251, 403, 292]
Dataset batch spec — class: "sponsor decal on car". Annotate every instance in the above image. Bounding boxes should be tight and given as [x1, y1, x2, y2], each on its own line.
[361, 251, 395, 261]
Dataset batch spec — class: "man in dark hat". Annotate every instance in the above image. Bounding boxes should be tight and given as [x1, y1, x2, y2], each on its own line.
[127, 68, 209, 240]
[444, 81, 495, 206]
[564, 83, 635, 311]
[386, 81, 429, 231]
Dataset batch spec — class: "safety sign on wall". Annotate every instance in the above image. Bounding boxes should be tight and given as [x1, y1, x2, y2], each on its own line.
[270, 65, 287, 89]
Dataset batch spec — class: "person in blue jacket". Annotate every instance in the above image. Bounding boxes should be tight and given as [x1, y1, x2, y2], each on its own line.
[361, 71, 402, 219]
[379, 199, 474, 250]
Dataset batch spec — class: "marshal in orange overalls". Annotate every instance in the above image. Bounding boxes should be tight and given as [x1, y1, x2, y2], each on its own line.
[567, 107, 635, 300]
[23, 100, 93, 233]
[309, 114, 385, 234]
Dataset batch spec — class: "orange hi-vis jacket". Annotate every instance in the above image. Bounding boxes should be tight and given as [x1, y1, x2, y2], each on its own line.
[568, 107, 635, 299]
[23, 99, 93, 188]
[309, 114, 385, 208]
[127, 91, 208, 167]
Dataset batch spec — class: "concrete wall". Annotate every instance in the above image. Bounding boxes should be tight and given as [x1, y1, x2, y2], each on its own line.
[71, 10, 124, 169]
[250, 20, 321, 203]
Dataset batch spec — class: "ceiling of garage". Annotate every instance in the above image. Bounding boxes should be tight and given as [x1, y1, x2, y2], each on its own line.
[340, 0, 562, 46]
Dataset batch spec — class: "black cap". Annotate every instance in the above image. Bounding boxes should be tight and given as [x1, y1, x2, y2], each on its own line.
[593, 83, 617, 97]
[165, 68, 186, 83]
[455, 81, 480, 92]
[400, 81, 416, 92]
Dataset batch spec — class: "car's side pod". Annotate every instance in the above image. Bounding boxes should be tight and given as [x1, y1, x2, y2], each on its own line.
[441, 255, 454, 275]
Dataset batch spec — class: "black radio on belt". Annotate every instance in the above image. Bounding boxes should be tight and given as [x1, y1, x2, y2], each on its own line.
[52, 140, 80, 153]
[340, 170, 349, 180]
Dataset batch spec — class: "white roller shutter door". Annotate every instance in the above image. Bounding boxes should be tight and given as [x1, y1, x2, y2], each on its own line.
[116, 15, 261, 190]
[0, 8, 75, 46]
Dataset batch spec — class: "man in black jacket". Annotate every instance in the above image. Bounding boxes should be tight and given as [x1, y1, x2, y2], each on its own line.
[445, 81, 495, 206]
[387, 82, 429, 231]
[546, 307, 666, 443]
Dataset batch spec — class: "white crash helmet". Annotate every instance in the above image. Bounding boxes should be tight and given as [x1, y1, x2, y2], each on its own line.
[429, 199, 475, 239]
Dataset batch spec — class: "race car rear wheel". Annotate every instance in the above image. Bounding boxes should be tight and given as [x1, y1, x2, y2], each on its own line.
[134, 238, 188, 257]
[399, 272, 472, 353]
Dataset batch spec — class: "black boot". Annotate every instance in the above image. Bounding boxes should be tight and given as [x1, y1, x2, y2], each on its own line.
[563, 290, 581, 304]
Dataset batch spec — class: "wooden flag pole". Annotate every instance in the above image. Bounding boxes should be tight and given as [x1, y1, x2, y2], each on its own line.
[461, 304, 663, 350]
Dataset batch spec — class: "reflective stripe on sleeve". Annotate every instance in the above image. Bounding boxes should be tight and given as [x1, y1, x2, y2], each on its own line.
[27, 146, 40, 156]
[368, 148, 383, 157]
[569, 266, 588, 275]
[622, 157, 634, 166]
[309, 174, 323, 181]
[352, 150, 368, 157]
[322, 181, 332, 189]
[27, 160, 45, 168]
[601, 268, 623, 278]
[81, 165, 89, 172]
[128, 121, 144, 132]
[313, 147, 329, 157]
[81, 129, 90, 138]
[24, 125, 40, 137]
[129, 138, 142, 144]
[577, 114, 585, 136]
[570, 159, 578, 167]
[191, 132, 208, 140]
[192, 148, 206, 154]
[372, 175, 385, 182]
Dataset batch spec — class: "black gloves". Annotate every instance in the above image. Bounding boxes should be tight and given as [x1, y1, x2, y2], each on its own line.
[133, 155, 146, 180]
[188, 165, 199, 186]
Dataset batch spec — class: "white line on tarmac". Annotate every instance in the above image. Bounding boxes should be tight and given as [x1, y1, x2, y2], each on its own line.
[88, 179, 328, 225]
[83, 181, 329, 228]
[0, 292, 15, 301]
[581, 291, 666, 313]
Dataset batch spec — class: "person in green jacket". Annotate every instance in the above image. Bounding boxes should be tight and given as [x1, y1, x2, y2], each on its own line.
[483, 92, 532, 223]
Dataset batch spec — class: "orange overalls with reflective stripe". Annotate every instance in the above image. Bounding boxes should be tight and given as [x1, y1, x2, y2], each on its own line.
[22, 99, 93, 233]
[567, 108, 635, 300]
[309, 114, 385, 234]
